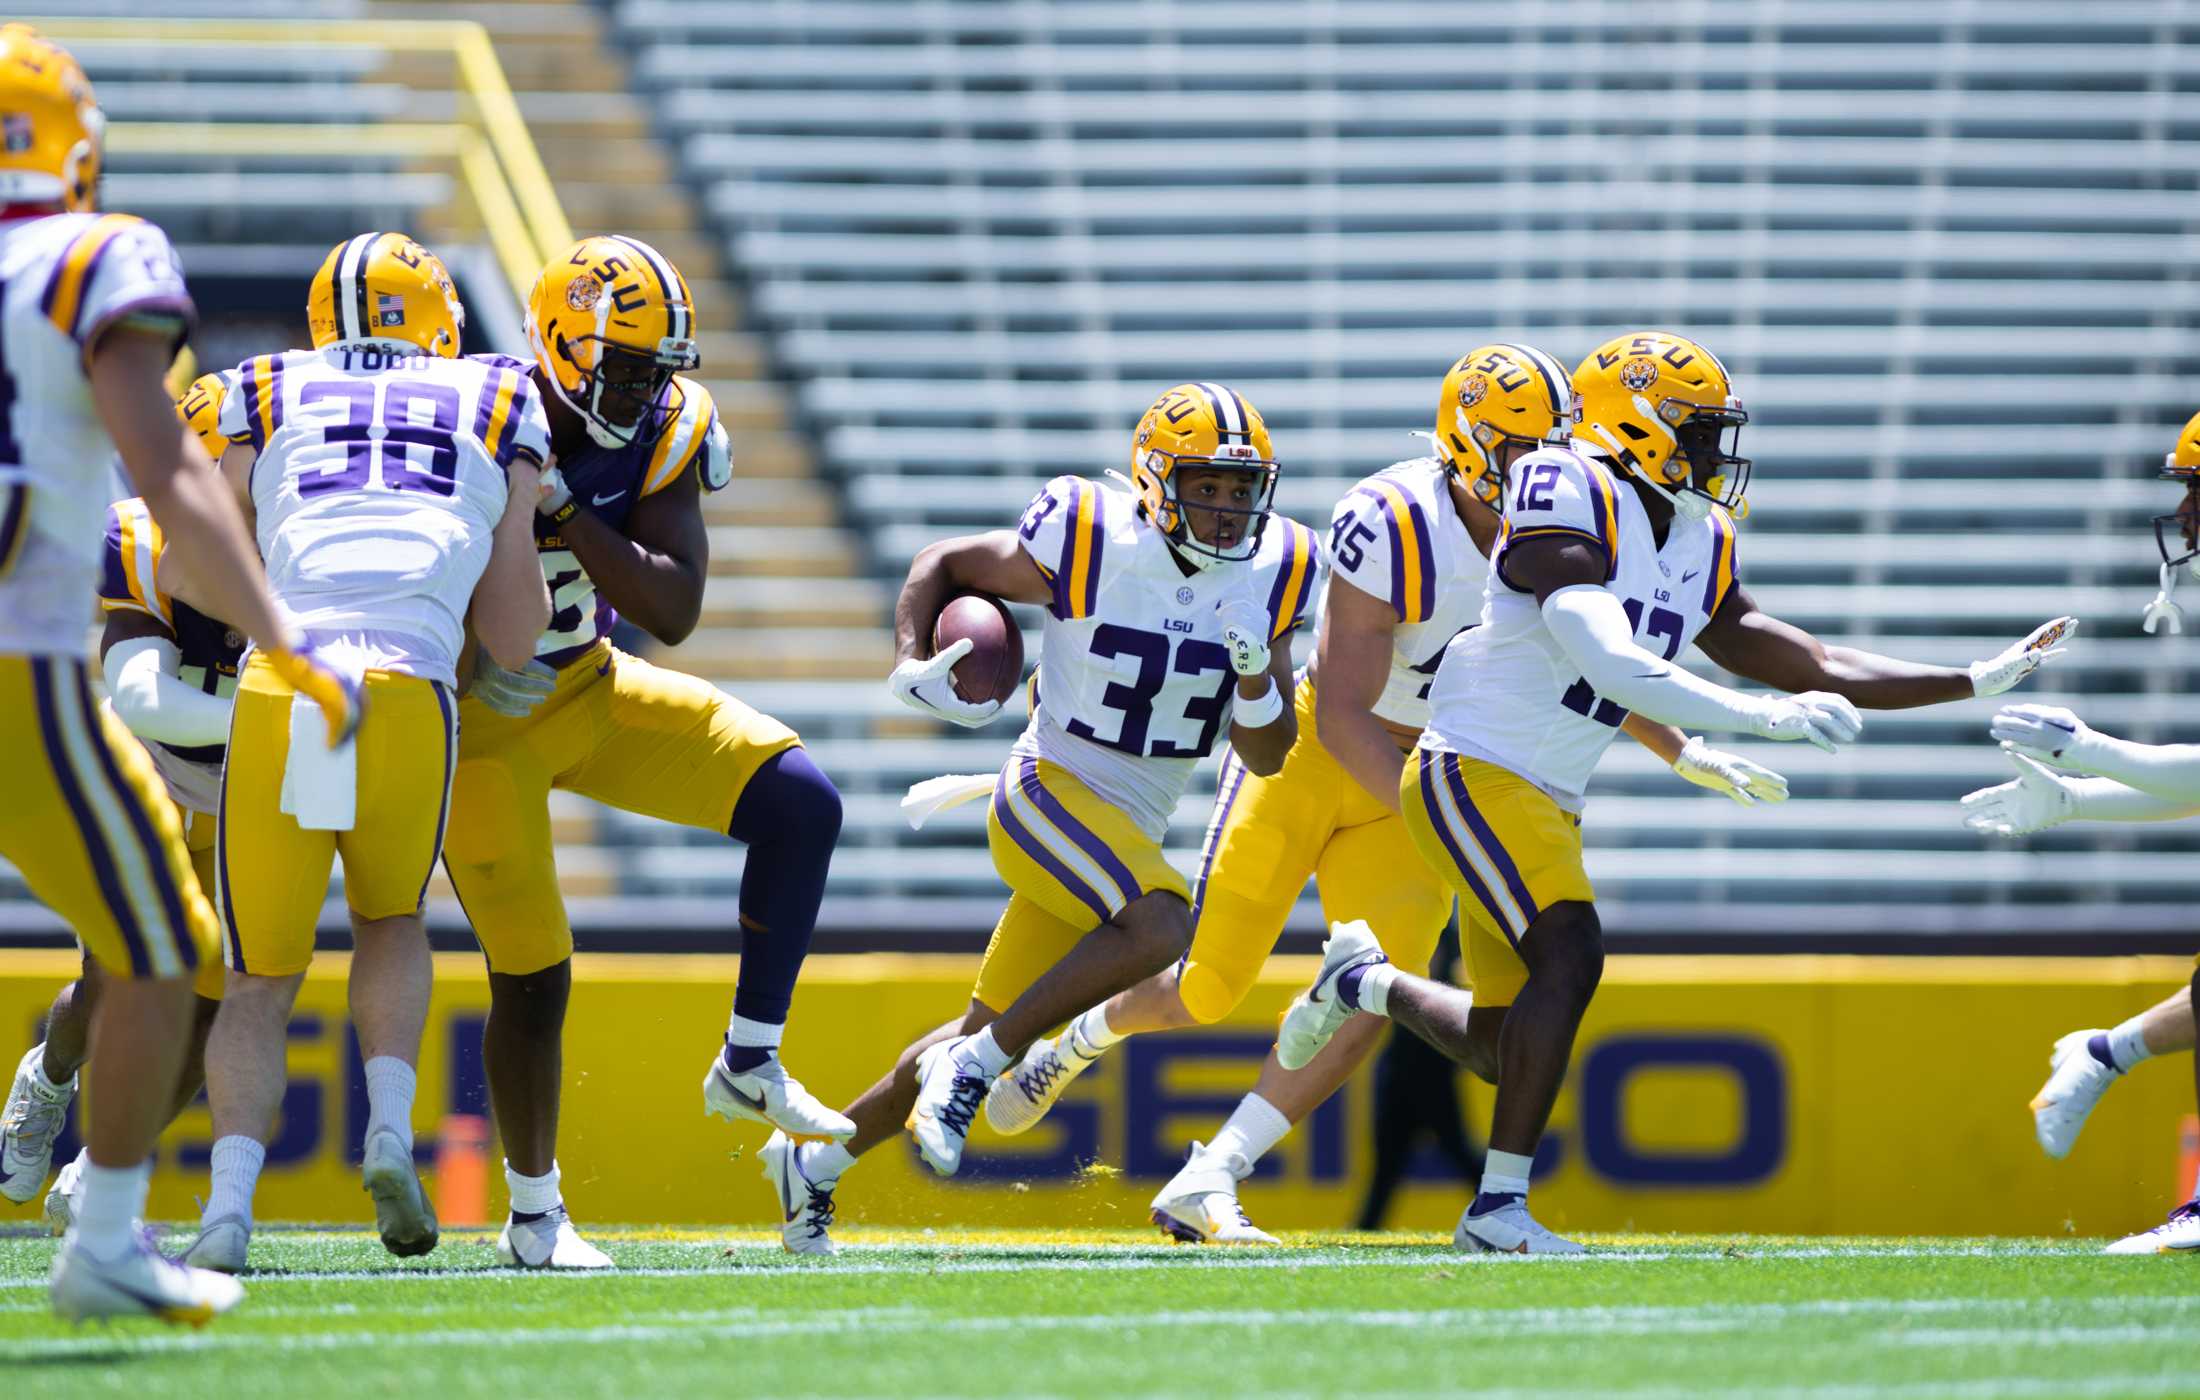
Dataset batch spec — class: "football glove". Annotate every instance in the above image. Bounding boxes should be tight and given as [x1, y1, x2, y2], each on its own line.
[536, 464, 574, 517]
[888, 638, 1002, 729]
[263, 640, 363, 748]
[1671, 737, 1790, 807]
[1215, 595, 1272, 678]
[1989, 702, 2106, 771]
[1959, 753, 2077, 837]
[469, 650, 557, 719]
[1968, 616, 2077, 697]
[1751, 691, 1863, 753]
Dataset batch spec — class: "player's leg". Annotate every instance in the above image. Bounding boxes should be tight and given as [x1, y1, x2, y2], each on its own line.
[2, 957, 91, 1207]
[2104, 964, 2200, 1255]
[2033, 981, 2196, 1160]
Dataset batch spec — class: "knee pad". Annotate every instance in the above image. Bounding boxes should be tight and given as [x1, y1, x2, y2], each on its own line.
[731, 746, 842, 850]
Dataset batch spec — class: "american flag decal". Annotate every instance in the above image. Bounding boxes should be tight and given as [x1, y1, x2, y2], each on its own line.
[376, 292, 406, 326]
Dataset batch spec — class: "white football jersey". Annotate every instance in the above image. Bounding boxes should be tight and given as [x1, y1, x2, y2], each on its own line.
[1011, 475, 1321, 839]
[219, 344, 548, 687]
[1319, 456, 1489, 730]
[1423, 445, 1739, 810]
[0, 212, 194, 658]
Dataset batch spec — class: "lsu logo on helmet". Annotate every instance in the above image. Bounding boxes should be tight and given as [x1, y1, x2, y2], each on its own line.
[1435, 343, 1577, 506]
[1128, 382, 1279, 568]
[527, 234, 701, 449]
[308, 231, 465, 357]
[0, 26, 103, 214]
[178, 369, 238, 465]
[1575, 330, 1751, 522]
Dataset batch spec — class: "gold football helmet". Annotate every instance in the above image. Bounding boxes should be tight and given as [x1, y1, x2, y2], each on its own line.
[307, 232, 464, 357]
[0, 26, 102, 213]
[177, 369, 235, 464]
[1574, 331, 1750, 521]
[526, 234, 700, 449]
[2153, 408, 2200, 575]
[1128, 382, 1279, 567]
[1435, 343, 1578, 505]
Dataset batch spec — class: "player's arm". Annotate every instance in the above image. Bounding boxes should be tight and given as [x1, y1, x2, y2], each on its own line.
[1312, 576, 1409, 811]
[1223, 619, 1296, 778]
[1962, 751, 2200, 837]
[892, 530, 1053, 665]
[469, 461, 553, 669]
[98, 608, 231, 747]
[1984, 704, 2200, 806]
[544, 457, 706, 647]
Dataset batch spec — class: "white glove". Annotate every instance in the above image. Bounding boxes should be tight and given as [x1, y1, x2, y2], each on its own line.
[1751, 691, 1863, 753]
[1959, 753, 2077, 837]
[1216, 595, 1271, 678]
[469, 650, 557, 718]
[1988, 702, 2106, 771]
[1671, 736, 1791, 806]
[888, 637, 1003, 729]
[1967, 616, 2077, 697]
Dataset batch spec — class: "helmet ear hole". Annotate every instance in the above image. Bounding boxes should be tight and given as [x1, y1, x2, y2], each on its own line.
[1617, 422, 1650, 442]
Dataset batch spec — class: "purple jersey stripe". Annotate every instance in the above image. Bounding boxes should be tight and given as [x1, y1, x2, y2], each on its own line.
[0, 482, 30, 575]
[1406, 500, 1436, 621]
[1703, 513, 1733, 615]
[992, 762, 1111, 923]
[1019, 756, 1141, 907]
[471, 365, 504, 448]
[32, 660, 153, 976]
[1052, 485, 1084, 620]
[1443, 754, 1540, 931]
[1418, 755, 1511, 950]
[1079, 490, 1105, 618]
[1584, 463, 1617, 582]
[66, 232, 121, 342]
[69, 666, 194, 971]
[238, 356, 265, 450]
[493, 376, 529, 465]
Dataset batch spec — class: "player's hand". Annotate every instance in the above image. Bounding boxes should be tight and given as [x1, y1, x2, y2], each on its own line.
[1752, 691, 1863, 753]
[1968, 616, 2077, 697]
[537, 464, 574, 517]
[1671, 736, 1790, 806]
[1215, 595, 1272, 677]
[888, 639, 1002, 729]
[263, 641, 363, 748]
[1959, 752, 2077, 837]
[1989, 702, 2110, 772]
[470, 650, 557, 718]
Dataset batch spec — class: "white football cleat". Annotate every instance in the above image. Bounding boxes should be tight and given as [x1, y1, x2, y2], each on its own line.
[2031, 1030, 2120, 1160]
[361, 1128, 439, 1258]
[2104, 1200, 2200, 1255]
[1276, 921, 1388, 1072]
[496, 1205, 614, 1270]
[985, 1029, 1099, 1137]
[43, 1150, 84, 1236]
[1, 1042, 74, 1205]
[760, 1130, 840, 1256]
[704, 1054, 856, 1140]
[180, 1214, 250, 1275]
[1455, 1197, 1586, 1256]
[52, 1228, 244, 1326]
[906, 1037, 991, 1177]
[1149, 1142, 1278, 1245]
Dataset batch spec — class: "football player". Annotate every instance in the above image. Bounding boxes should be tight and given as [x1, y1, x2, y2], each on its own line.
[184, 232, 550, 1273]
[1962, 406, 2200, 1255]
[1277, 330, 2074, 1253]
[5, 374, 244, 1236]
[446, 235, 850, 1269]
[0, 25, 351, 1325]
[979, 346, 1787, 1243]
[755, 383, 1319, 1253]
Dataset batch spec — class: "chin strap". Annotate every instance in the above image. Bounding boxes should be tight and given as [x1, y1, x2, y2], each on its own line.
[2144, 561, 2185, 636]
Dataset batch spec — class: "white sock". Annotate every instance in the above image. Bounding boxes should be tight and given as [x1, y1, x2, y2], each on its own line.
[959, 1026, 1011, 1077]
[1478, 1148, 1535, 1201]
[363, 1056, 417, 1151]
[726, 1012, 784, 1051]
[1207, 1093, 1291, 1167]
[204, 1135, 265, 1226]
[808, 1141, 856, 1184]
[2107, 1017, 2157, 1074]
[1068, 1005, 1122, 1058]
[29, 1043, 74, 1097]
[72, 1158, 150, 1257]
[1353, 964, 1401, 1018]
[505, 1160, 562, 1217]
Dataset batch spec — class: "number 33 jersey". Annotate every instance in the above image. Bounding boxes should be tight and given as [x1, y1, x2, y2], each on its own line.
[1012, 475, 1321, 841]
[219, 345, 551, 686]
[1424, 445, 1739, 810]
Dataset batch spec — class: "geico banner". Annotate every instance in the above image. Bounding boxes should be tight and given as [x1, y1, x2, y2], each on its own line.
[3, 951, 2190, 1236]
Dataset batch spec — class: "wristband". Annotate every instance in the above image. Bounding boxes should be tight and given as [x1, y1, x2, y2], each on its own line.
[1233, 677, 1285, 729]
[545, 497, 581, 526]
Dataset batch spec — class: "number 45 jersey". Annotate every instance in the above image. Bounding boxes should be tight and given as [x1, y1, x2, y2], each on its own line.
[1425, 445, 1739, 810]
[1012, 475, 1321, 841]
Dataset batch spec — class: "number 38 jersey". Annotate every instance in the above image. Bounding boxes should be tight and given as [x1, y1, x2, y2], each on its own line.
[1424, 445, 1739, 810]
[219, 344, 551, 687]
[1011, 475, 1321, 841]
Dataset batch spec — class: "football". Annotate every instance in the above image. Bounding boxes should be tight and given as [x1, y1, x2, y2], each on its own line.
[933, 593, 1024, 705]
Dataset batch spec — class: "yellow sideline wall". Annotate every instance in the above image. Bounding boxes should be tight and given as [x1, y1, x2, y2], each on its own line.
[2, 951, 2190, 1237]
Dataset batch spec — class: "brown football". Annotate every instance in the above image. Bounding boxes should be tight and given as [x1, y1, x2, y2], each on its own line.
[933, 594, 1024, 705]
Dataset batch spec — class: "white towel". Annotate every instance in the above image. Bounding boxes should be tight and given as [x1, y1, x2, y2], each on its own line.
[900, 772, 997, 830]
[278, 648, 365, 831]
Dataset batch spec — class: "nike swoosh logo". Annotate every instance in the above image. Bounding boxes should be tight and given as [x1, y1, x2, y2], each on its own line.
[1682, 570, 1701, 582]
[592, 490, 626, 506]
[722, 1080, 766, 1113]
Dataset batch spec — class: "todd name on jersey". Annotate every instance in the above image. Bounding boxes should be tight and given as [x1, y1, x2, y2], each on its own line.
[473, 352, 729, 668]
[1322, 456, 1490, 729]
[1427, 445, 1738, 808]
[1012, 474, 1320, 839]
[0, 212, 192, 656]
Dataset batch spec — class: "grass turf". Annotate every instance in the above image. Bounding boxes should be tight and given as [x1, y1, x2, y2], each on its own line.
[1, 1227, 2195, 1398]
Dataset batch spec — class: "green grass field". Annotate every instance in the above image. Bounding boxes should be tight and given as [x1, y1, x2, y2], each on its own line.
[2, 1227, 2195, 1398]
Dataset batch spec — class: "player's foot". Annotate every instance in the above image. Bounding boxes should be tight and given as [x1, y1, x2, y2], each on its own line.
[760, 1130, 840, 1256]
[1277, 921, 1387, 1071]
[360, 1128, 439, 1258]
[496, 1205, 614, 1269]
[1, 1043, 73, 1204]
[1454, 1196, 1585, 1256]
[42, 1153, 83, 1236]
[2030, 1029, 2120, 1160]
[985, 1028, 1099, 1136]
[704, 1053, 856, 1140]
[51, 1227, 244, 1325]
[1149, 1142, 1278, 1245]
[2104, 1200, 2200, 1255]
[906, 1037, 991, 1177]
[180, 1214, 250, 1275]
